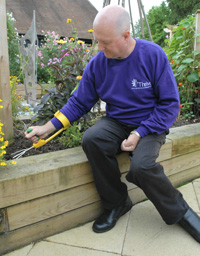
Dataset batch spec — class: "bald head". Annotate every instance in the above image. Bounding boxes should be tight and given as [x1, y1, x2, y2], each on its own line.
[93, 5, 130, 36]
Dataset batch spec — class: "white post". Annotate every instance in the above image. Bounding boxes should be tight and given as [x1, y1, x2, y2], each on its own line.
[194, 10, 200, 51]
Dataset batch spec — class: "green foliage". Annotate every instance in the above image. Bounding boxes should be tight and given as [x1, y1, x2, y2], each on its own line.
[10, 76, 30, 119]
[58, 123, 83, 148]
[134, 2, 170, 47]
[147, 2, 170, 46]
[6, 13, 20, 77]
[166, 0, 200, 24]
[34, 20, 97, 125]
[164, 16, 200, 119]
[58, 115, 99, 148]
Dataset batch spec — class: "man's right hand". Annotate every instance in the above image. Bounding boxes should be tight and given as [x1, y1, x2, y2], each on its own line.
[25, 121, 56, 144]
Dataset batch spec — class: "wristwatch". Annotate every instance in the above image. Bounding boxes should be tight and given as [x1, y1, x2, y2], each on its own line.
[130, 130, 141, 138]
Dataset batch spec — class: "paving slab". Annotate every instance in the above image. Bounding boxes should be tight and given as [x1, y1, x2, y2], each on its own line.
[178, 183, 200, 212]
[122, 200, 200, 256]
[4, 244, 33, 256]
[46, 211, 130, 254]
[28, 241, 119, 256]
[193, 178, 200, 211]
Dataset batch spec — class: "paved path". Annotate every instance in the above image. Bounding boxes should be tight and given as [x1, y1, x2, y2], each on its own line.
[5, 178, 200, 256]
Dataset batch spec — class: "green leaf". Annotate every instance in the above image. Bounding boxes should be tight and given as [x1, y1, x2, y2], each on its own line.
[177, 64, 187, 72]
[192, 51, 200, 56]
[182, 58, 194, 64]
[187, 72, 199, 82]
[194, 98, 200, 103]
[176, 36, 183, 40]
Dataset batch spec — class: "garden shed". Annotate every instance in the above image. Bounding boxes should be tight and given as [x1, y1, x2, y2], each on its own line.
[6, 0, 98, 42]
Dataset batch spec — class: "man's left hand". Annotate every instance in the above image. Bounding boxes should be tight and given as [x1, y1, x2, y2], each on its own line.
[121, 134, 140, 152]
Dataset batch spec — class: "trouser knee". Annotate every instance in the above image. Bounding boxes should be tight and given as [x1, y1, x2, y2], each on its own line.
[127, 156, 162, 186]
[129, 157, 152, 176]
[82, 128, 94, 148]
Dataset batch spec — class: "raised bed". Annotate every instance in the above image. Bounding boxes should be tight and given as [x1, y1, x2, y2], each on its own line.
[0, 123, 200, 254]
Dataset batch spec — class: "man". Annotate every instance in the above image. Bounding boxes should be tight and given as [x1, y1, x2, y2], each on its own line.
[26, 5, 200, 242]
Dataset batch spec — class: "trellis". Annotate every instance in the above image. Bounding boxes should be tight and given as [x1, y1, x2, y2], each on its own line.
[102, 0, 153, 41]
[19, 10, 38, 107]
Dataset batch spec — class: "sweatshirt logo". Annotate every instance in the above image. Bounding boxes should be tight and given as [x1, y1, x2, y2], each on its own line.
[131, 79, 152, 90]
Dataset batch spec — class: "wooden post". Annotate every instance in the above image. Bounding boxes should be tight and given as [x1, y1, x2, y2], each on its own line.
[137, 0, 145, 39]
[0, 0, 14, 141]
[128, 0, 136, 37]
[140, 0, 153, 41]
[194, 10, 200, 51]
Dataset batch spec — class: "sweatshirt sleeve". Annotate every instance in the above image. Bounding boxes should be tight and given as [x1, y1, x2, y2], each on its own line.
[136, 52, 180, 137]
[51, 65, 99, 130]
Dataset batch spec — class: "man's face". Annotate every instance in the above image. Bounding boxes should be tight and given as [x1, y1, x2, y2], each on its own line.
[93, 24, 127, 59]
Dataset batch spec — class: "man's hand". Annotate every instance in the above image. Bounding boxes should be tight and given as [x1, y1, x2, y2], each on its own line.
[24, 121, 56, 144]
[121, 134, 140, 152]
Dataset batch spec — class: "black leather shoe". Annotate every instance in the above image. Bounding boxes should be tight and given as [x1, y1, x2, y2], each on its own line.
[92, 196, 133, 233]
[178, 208, 200, 243]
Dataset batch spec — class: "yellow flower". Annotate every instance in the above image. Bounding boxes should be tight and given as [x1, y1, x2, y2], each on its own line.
[67, 18, 72, 23]
[12, 160, 17, 165]
[76, 76, 82, 80]
[0, 162, 7, 166]
[24, 106, 30, 111]
[69, 37, 75, 41]
[0, 105, 3, 109]
[77, 40, 84, 45]
[0, 138, 3, 142]
[4, 141, 8, 147]
[86, 49, 90, 52]
[0, 99, 2, 102]
[56, 39, 67, 44]
[88, 29, 94, 33]
[0, 132, 5, 136]
[0, 146, 5, 149]
[0, 122, 3, 126]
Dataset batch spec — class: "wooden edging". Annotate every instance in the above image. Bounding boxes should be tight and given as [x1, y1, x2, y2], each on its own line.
[0, 123, 200, 254]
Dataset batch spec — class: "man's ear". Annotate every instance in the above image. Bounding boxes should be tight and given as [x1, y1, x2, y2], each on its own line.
[123, 30, 130, 41]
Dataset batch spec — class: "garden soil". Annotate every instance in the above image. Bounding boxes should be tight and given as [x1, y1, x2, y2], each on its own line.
[5, 117, 200, 161]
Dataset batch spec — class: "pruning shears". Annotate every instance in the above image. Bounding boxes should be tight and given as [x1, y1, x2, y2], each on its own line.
[11, 127, 65, 159]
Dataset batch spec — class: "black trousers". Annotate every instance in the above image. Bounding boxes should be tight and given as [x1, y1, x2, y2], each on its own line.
[82, 116, 189, 224]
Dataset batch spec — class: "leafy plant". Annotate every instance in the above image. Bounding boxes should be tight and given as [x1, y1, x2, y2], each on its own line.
[10, 76, 30, 119]
[58, 122, 83, 148]
[34, 19, 97, 125]
[164, 15, 200, 119]
[58, 115, 100, 148]
[7, 13, 21, 78]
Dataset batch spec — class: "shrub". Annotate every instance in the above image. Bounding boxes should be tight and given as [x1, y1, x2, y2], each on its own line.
[10, 76, 30, 119]
[164, 15, 200, 119]
[33, 19, 97, 125]
[7, 13, 20, 77]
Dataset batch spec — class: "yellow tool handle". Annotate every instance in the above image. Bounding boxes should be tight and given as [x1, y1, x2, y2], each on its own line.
[32, 127, 66, 148]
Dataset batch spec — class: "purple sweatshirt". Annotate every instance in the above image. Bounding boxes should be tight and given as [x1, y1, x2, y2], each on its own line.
[51, 39, 180, 137]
